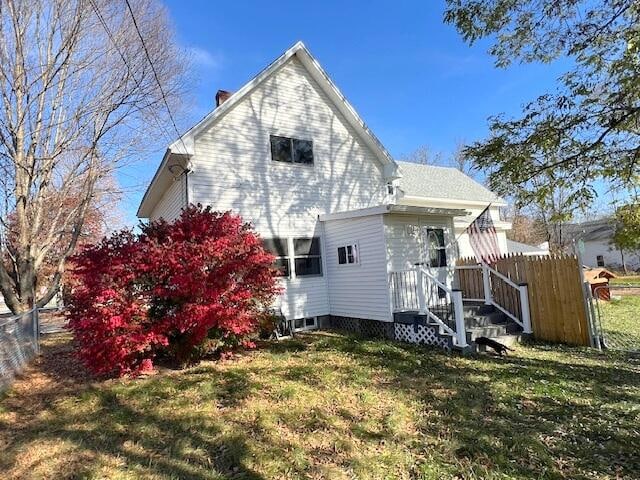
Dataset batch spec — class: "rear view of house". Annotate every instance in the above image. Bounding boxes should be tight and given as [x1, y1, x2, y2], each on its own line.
[138, 42, 530, 351]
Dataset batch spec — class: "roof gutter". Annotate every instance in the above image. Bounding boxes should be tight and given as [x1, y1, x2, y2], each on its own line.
[319, 204, 469, 222]
[401, 195, 508, 208]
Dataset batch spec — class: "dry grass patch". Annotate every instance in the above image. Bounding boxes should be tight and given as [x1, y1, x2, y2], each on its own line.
[1, 331, 639, 479]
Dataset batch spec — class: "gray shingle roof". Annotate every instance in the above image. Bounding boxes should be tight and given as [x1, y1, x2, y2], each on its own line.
[564, 218, 615, 242]
[396, 161, 503, 203]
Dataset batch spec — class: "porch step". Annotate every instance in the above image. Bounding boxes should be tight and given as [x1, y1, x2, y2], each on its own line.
[393, 306, 524, 354]
[463, 302, 496, 316]
[466, 323, 521, 342]
[465, 311, 506, 328]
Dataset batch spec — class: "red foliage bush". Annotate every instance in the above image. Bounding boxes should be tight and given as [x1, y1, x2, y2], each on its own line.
[66, 205, 280, 376]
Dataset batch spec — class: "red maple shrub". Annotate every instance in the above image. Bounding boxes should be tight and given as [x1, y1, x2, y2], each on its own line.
[66, 205, 280, 377]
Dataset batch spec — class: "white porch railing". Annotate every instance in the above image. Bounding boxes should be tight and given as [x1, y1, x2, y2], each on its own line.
[454, 263, 532, 334]
[389, 266, 468, 348]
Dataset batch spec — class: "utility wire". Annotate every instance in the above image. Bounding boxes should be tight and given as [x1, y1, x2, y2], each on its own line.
[87, 0, 175, 143]
[123, 0, 189, 154]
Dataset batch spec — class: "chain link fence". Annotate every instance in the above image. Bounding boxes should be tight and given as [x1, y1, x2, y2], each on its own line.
[0, 308, 39, 391]
[594, 285, 640, 353]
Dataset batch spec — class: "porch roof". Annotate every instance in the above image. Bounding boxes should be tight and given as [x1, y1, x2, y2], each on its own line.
[318, 204, 469, 222]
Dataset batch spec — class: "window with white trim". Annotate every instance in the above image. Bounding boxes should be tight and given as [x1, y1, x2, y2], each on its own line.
[596, 255, 605, 267]
[263, 237, 290, 277]
[293, 237, 322, 276]
[270, 135, 314, 165]
[337, 244, 359, 265]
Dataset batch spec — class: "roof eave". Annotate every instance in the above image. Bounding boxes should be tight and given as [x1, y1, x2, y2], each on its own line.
[137, 149, 190, 218]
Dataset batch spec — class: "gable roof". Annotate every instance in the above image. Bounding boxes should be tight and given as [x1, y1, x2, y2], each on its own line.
[173, 42, 396, 166]
[396, 161, 505, 205]
[138, 41, 398, 218]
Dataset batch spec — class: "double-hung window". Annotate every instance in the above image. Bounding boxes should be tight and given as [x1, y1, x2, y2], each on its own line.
[426, 228, 447, 268]
[263, 238, 290, 277]
[337, 244, 359, 265]
[270, 135, 314, 165]
[293, 237, 322, 276]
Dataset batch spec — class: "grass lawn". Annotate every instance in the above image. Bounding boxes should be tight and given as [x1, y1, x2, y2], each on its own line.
[609, 275, 640, 285]
[1, 332, 639, 480]
[597, 295, 640, 350]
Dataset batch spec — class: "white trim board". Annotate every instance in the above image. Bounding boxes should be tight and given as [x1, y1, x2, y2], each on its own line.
[319, 204, 468, 222]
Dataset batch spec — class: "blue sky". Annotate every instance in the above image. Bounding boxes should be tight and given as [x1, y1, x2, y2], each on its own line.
[119, 0, 572, 224]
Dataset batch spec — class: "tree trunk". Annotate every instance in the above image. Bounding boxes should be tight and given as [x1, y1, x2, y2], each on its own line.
[620, 249, 628, 275]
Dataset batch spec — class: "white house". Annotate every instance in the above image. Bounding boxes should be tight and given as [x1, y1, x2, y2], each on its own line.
[138, 42, 522, 351]
[565, 219, 640, 272]
[506, 239, 550, 256]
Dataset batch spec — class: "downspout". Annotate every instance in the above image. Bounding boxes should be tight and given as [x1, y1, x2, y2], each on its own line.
[168, 161, 192, 210]
[318, 216, 331, 328]
[184, 165, 190, 207]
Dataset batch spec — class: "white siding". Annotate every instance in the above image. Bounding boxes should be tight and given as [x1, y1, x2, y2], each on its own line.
[384, 214, 456, 291]
[274, 275, 329, 319]
[453, 206, 507, 260]
[582, 240, 640, 270]
[149, 177, 186, 222]
[189, 56, 388, 319]
[271, 229, 330, 319]
[395, 197, 509, 261]
[191, 56, 387, 231]
[324, 215, 390, 322]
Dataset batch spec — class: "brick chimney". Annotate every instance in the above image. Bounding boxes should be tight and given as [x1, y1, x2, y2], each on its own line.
[215, 90, 232, 107]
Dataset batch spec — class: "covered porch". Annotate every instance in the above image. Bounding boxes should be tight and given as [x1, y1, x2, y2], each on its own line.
[382, 205, 531, 350]
[320, 203, 531, 352]
[389, 262, 533, 350]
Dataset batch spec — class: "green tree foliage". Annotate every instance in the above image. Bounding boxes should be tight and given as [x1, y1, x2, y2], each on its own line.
[444, 1, 640, 203]
[613, 202, 640, 251]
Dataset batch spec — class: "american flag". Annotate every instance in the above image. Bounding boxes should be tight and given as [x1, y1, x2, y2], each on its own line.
[466, 205, 501, 264]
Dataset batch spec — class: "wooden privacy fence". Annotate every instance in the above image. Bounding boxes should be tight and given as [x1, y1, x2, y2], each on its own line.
[457, 254, 591, 346]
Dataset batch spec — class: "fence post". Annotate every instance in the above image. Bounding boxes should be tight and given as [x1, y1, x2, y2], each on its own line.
[482, 263, 492, 305]
[452, 290, 468, 348]
[416, 267, 427, 314]
[33, 307, 40, 355]
[518, 283, 533, 334]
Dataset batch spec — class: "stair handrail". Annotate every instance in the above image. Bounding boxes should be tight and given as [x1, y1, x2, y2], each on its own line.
[482, 262, 532, 334]
[417, 266, 468, 348]
[418, 266, 451, 293]
[482, 262, 519, 289]
[454, 261, 533, 335]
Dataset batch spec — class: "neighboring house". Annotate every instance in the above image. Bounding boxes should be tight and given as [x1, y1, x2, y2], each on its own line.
[565, 218, 640, 272]
[506, 239, 550, 256]
[137, 42, 515, 349]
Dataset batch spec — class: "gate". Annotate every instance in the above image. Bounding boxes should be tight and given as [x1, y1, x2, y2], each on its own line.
[593, 284, 640, 353]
